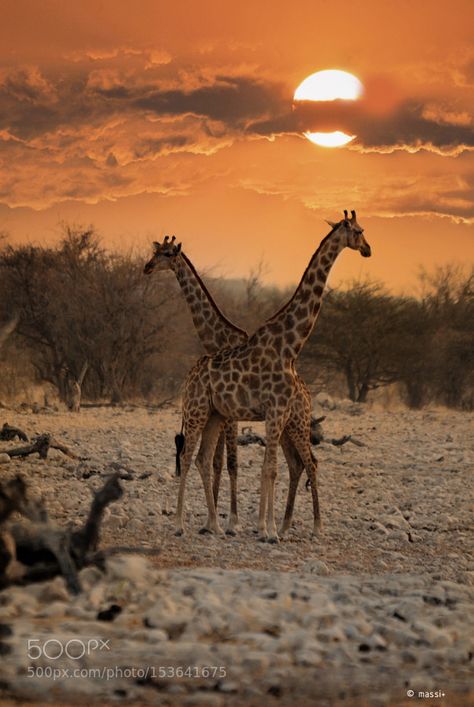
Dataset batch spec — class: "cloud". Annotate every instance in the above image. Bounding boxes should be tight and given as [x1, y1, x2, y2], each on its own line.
[0, 65, 57, 104]
[249, 98, 474, 157]
[370, 173, 474, 223]
[0, 56, 473, 210]
[65, 46, 172, 67]
[238, 172, 474, 225]
[352, 101, 474, 157]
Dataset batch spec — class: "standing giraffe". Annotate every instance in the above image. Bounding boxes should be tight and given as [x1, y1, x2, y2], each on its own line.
[178, 210, 371, 542]
[143, 238, 317, 536]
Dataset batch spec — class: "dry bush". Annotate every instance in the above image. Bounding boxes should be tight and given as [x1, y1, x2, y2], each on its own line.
[0, 226, 472, 411]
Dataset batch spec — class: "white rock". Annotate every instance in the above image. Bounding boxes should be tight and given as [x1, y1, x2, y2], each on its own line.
[126, 518, 145, 534]
[87, 582, 107, 609]
[78, 566, 103, 589]
[184, 695, 224, 707]
[39, 576, 70, 602]
[408, 674, 435, 693]
[106, 554, 151, 585]
[36, 601, 68, 618]
[304, 560, 330, 576]
[294, 646, 323, 666]
[315, 392, 336, 410]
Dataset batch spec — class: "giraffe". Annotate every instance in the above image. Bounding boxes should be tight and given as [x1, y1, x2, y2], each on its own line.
[177, 210, 371, 542]
[143, 238, 317, 537]
[144, 238, 245, 534]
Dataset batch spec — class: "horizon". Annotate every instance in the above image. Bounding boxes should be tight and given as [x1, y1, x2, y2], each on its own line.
[1, 219, 471, 297]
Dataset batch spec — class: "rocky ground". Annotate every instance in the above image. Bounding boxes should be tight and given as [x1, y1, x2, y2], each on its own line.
[0, 401, 473, 706]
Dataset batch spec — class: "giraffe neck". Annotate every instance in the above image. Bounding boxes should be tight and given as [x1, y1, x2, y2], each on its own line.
[254, 228, 345, 360]
[172, 253, 248, 354]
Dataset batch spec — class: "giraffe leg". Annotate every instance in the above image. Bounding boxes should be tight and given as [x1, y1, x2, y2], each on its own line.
[195, 412, 225, 535]
[262, 416, 285, 544]
[174, 422, 205, 536]
[286, 427, 321, 536]
[224, 420, 239, 535]
[258, 451, 269, 541]
[279, 430, 304, 538]
[265, 441, 280, 544]
[306, 450, 321, 535]
[212, 430, 225, 508]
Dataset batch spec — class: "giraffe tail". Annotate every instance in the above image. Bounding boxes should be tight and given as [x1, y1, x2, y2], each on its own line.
[174, 432, 185, 477]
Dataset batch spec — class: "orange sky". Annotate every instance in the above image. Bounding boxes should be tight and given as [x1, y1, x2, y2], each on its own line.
[0, 0, 473, 291]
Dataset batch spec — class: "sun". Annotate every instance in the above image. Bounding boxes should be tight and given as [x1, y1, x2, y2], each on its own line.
[294, 69, 363, 147]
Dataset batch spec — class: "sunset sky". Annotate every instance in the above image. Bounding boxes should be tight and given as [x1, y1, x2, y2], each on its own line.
[0, 0, 473, 291]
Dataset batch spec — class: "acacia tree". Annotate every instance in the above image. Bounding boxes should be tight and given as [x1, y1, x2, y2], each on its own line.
[419, 265, 474, 408]
[395, 297, 434, 409]
[305, 281, 407, 402]
[0, 242, 70, 399]
[0, 227, 175, 404]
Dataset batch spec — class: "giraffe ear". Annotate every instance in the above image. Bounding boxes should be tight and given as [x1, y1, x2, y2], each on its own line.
[325, 220, 337, 228]
[176, 242, 182, 252]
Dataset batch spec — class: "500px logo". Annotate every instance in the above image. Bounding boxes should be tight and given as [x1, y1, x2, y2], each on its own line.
[27, 638, 111, 660]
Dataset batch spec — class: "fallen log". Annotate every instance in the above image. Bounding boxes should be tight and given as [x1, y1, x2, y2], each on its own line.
[0, 423, 29, 442]
[310, 416, 326, 445]
[237, 427, 266, 447]
[5, 433, 80, 460]
[0, 474, 123, 594]
[6, 434, 52, 459]
[237, 417, 327, 448]
[0, 476, 44, 584]
[329, 434, 366, 447]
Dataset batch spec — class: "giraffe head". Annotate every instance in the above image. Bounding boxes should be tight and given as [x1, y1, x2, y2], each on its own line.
[327, 210, 371, 258]
[143, 236, 182, 275]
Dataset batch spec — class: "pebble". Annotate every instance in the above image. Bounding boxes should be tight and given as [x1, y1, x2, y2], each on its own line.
[304, 560, 330, 576]
[38, 576, 70, 602]
[0, 405, 472, 705]
[106, 554, 150, 585]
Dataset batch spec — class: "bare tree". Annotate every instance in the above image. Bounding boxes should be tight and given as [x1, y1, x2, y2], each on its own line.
[0, 227, 178, 404]
[419, 265, 474, 408]
[305, 281, 406, 403]
[0, 314, 19, 351]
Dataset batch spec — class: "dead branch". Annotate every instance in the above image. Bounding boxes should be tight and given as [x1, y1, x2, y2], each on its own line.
[310, 416, 326, 445]
[0, 423, 29, 442]
[330, 434, 352, 446]
[77, 360, 89, 387]
[5, 433, 80, 460]
[0, 476, 43, 524]
[237, 427, 266, 447]
[0, 474, 124, 594]
[347, 437, 366, 447]
[72, 474, 123, 559]
[329, 434, 366, 447]
[0, 314, 19, 350]
[147, 396, 175, 410]
[49, 437, 80, 458]
[236, 417, 327, 448]
[6, 434, 52, 459]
